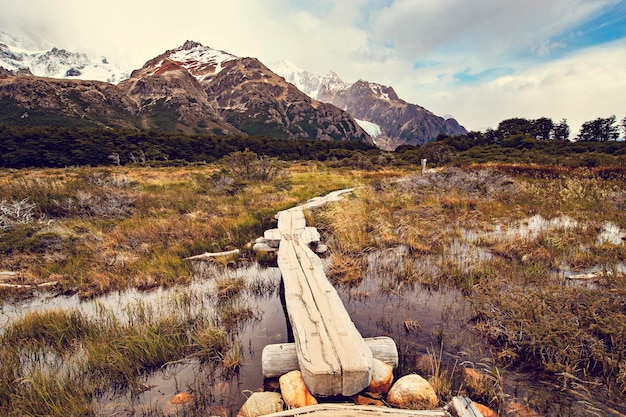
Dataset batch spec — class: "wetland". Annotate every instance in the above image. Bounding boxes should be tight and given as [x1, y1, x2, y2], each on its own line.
[1, 160, 625, 416]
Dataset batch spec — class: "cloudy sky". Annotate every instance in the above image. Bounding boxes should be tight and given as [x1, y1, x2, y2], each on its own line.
[1, 0, 625, 134]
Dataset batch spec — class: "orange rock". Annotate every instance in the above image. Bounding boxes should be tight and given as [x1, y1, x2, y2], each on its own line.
[279, 370, 318, 408]
[462, 368, 485, 384]
[170, 392, 194, 405]
[368, 358, 394, 394]
[473, 402, 498, 417]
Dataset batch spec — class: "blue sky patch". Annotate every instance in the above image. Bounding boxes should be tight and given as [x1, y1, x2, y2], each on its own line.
[453, 67, 514, 84]
[547, 1, 626, 57]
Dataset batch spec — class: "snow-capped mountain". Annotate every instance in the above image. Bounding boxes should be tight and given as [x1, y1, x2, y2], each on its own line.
[118, 40, 370, 141]
[271, 61, 348, 102]
[271, 61, 467, 149]
[0, 30, 465, 148]
[0, 38, 371, 142]
[0, 31, 128, 83]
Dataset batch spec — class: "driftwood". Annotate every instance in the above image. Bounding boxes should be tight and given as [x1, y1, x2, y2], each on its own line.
[0, 281, 58, 289]
[262, 336, 398, 378]
[184, 249, 240, 261]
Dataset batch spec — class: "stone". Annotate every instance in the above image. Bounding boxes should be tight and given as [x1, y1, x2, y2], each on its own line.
[386, 374, 438, 409]
[170, 392, 194, 405]
[473, 402, 498, 417]
[367, 358, 394, 394]
[279, 370, 318, 408]
[237, 392, 284, 417]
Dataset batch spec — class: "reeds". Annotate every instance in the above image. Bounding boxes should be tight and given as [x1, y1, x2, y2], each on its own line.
[0, 269, 267, 416]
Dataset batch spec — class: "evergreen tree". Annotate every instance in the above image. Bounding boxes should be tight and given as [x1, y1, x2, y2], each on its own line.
[576, 116, 619, 142]
[553, 118, 570, 141]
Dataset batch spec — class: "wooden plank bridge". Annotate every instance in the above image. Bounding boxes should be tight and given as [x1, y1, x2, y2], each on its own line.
[257, 189, 378, 397]
[274, 205, 373, 397]
[257, 189, 484, 416]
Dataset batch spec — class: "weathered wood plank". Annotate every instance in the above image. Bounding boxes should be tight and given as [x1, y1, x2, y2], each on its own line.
[277, 207, 372, 396]
[301, 227, 321, 246]
[290, 235, 372, 396]
[277, 233, 342, 396]
[263, 403, 449, 417]
[262, 336, 398, 378]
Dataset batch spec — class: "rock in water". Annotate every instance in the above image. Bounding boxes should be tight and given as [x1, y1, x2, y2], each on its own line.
[368, 358, 394, 394]
[386, 374, 438, 409]
[279, 370, 318, 408]
[237, 392, 283, 417]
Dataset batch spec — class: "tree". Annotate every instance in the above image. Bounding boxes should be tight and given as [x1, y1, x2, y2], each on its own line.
[497, 118, 534, 138]
[622, 116, 626, 139]
[532, 117, 554, 140]
[576, 116, 620, 141]
[553, 118, 570, 141]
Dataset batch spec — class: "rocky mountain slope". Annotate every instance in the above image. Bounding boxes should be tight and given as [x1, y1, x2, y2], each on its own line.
[0, 39, 371, 142]
[118, 41, 371, 141]
[1, 31, 467, 148]
[272, 61, 466, 150]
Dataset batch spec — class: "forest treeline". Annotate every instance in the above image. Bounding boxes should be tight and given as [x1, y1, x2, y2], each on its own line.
[0, 114, 625, 169]
[0, 125, 375, 168]
[397, 116, 626, 168]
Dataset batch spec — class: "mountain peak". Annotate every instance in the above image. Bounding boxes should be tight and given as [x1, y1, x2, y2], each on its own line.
[181, 40, 203, 50]
[165, 41, 238, 80]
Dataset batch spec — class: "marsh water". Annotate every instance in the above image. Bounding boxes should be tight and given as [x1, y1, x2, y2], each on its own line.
[1, 215, 625, 416]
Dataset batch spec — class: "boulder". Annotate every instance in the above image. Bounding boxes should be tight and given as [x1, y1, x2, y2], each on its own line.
[279, 370, 318, 409]
[386, 374, 438, 409]
[474, 402, 498, 417]
[237, 392, 284, 417]
[367, 358, 394, 394]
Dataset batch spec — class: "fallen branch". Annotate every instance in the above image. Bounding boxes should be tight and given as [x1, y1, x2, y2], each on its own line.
[184, 249, 240, 261]
[0, 281, 58, 289]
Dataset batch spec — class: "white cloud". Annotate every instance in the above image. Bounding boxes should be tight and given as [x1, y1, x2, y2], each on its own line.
[423, 38, 626, 133]
[0, 0, 624, 136]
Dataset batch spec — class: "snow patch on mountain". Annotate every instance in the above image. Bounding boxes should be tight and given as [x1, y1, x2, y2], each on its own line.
[270, 60, 350, 100]
[355, 119, 382, 138]
[168, 41, 237, 80]
[0, 31, 129, 83]
[369, 83, 391, 100]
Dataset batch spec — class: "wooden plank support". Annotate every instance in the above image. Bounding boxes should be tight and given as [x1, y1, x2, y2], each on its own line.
[277, 207, 373, 397]
[262, 336, 398, 378]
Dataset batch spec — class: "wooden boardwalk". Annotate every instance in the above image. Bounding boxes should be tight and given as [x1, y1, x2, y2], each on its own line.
[276, 206, 373, 397]
[258, 190, 485, 416]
